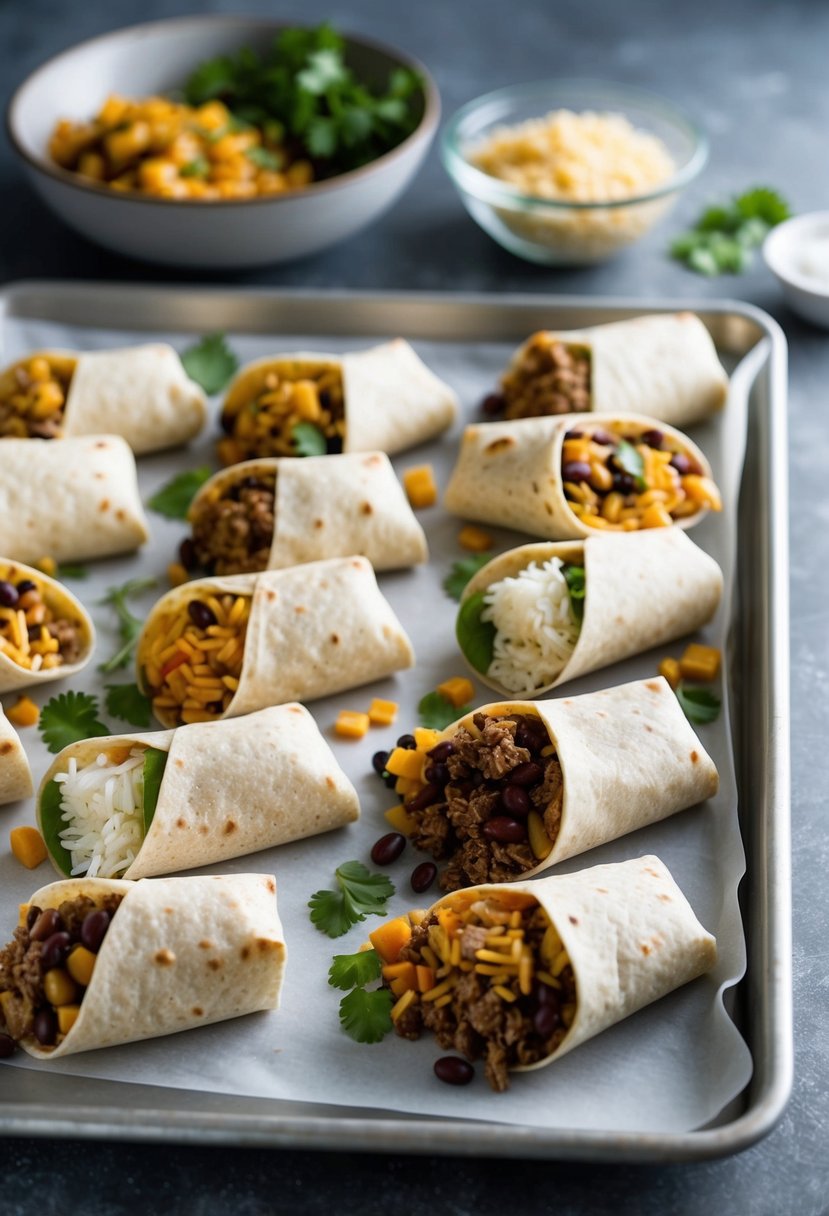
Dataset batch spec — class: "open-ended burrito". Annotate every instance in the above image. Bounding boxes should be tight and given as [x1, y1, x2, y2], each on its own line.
[0, 345, 207, 453]
[384, 678, 717, 890]
[456, 530, 722, 697]
[492, 313, 728, 429]
[0, 435, 149, 564]
[0, 560, 95, 692]
[185, 451, 428, 576]
[217, 340, 458, 465]
[137, 556, 414, 728]
[0, 708, 33, 806]
[0, 873, 285, 1059]
[444, 414, 722, 539]
[381, 855, 717, 1091]
[37, 703, 360, 880]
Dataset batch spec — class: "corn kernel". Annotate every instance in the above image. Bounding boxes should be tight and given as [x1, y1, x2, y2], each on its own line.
[6, 695, 39, 728]
[167, 562, 189, 588]
[10, 826, 47, 870]
[44, 968, 77, 1007]
[528, 811, 553, 860]
[402, 465, 438, 509]
[367, 698, 398, 727]
[437, 676, 475, 708]
[34, 556, 56, 577]
[678, 643, 721, 682]
[57, 1005, 80, 1035]
[66, 945, 97, 987]
[682, 475, 723, 512]
[384, 804, 418, 835]
[658, 657, 682, 690]
[640, 502, 673, 529]
[458, 525, 493, 552]
[334, 710, 370, 740]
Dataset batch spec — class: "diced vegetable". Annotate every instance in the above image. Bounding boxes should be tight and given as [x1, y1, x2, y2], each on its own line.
[394, 775, 422, 797]
[34, 557, 57, 577]
[44, 969, 77, 1006]
[403, 465, 438, 509]
[167, 562, 189, 588]
[368, 698, 398, 727]
[66, 945, 97, 987]
[416, 964, 436, 992]
[437, 676, 475, 708]
[382, 961, 417, 988]
[640, 502, 673, 529]
[682, 475, 722, 511]
[334, 710, 370, 739]
[385, 747, 425, 780]
[384, 804, 418, 835]
[458, 525, 493, 552]
[678, 643, 721, 682]
[414, 727, 440, 750]
[659, 657, 682, 690]
[9, 826, 47, 870]
[369, 916, 413, 964]
[6, 696, 39, 728]
[57, 1005, 80, 1034]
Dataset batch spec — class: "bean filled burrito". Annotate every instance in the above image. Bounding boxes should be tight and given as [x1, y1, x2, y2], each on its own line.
[185, 451, 427, 576]
[37, 704, 359, 880]
[0, 708, 33, 807]
[0, 345, 206, 453]
[381, 855, 716, 1091]
[137, 556, 414, 727]
[0, 873, 285, 1060]
[444, 414, 721, 539]
[456, 530, 722, 697]
[217, 339, 458, 465]
[0, 559, 95, 692]
[384, 677, 717, 890]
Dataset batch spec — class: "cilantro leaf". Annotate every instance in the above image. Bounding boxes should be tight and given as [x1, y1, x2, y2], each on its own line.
[456, 590, 496, 675]
[309, 861, 395, 938]
[39, 691, 111, 754]
[676, 682, 721, 725]
[443, 553, 493, 602]
[180, 157, 209, 179]
[246, 146, 284, 171]
[180, 333, 239, 395]
[104, 682, 153, 728]
[148, 467, 213, 520]
[98, 577, 157, 674]
[562, 563, 586, 622]
[328, 948, 383, 991]
[338, 986, 394, 1044]
[55, 564, 88, 580]
[614, 439, 647, 491]
[670, 186, 792, 275]
[291, 423, 327, 457]
[418, 690, 468, 732]
[735, 187, 791, 225]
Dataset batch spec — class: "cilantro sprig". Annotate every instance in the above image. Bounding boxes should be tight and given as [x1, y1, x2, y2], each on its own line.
[180, 333, 239, 395]
[338, 987, 394, 1044]
[39, 691, 111, 754]
[104, 682, 154, 729]
[614, 439, 647, 491]
[418, 690, 470, 732]
[98, 577, 157, 674]
[328, 948, 383, 991]
[443, 553, 493, 602]
[671, 187, 792, 276]
[291, 422, 327, 457]
[309, 862, 395, 939]
[676, 682, 721, 725]
[148, 467, 213, 520]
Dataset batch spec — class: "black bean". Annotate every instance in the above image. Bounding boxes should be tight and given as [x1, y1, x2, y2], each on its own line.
[15, 579, 37, 596]
[405, 783, 441, 813]
[220, 410, 235, 435]
[590, 429, 614, 445]
[480, 392, 506, 416]
[40, 931, 72, 971]
[533, 1004, 560, 1038]
[371, 750, 390, 776]
[424, 762, 449, 787]
[641, 428, 664, 450]
[179, 538, 198, 571]
[670, 453, 693, 476]
[501, 785, 530, 818]
[612, 471, 635, 495]
[426, 740, 454, 763]
[434, 1056, 474, 1086]
[207, 701, 224, 714]
[319, 389, 332, 411]
[187, 600, 217, 630]
[26, 905, 42, 931]
[410, 862, 438, 894]
[482, 817, 527, 843]
[29, 908, 61, 942]
[561, 460, 592, 483]
[0, 580, 19, 608]
[514, 719, 548, 751]
[326, 436, 343, 456]
[564, 430, 584, 440]
[396, 734, 417, 750]
[508, 761, 544, 787]
[536, 980, 557, 1006]
[370, 832, 406, 867]
[384, 772, 397, 789]
[33, 1008, 57, 1046]
[80, 909, 111, 954]
[0, 1032, 16, 1059]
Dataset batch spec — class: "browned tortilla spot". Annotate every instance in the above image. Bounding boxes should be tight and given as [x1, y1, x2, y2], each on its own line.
[174, 758, 184, 768]
[266, 590, 276, 602]
[568, 915, 579, 925]
[659, 894, 672, 902]
[545, 503, 553, 515]
[595, 710, 607, 718]
[325, 776, 336, 790]
[198, 940, 213, 950]
[94, 472, 105, 480]
[198, 825, 209, 835]
[313, 519, 324, 529]
[208, 958, 222, 971]
[645, 724, 653, 732]
[256, 937, 276, 952]
[484, 437, 514, 455]
[644, 867, 661, 878]
[641, 943, 652, 955]
[360, 501, 373, 515]
[240, 945, 250, 960]
[99, 499, 110, 512]
[223, 820, 237, 835]
[690, 750, 699, 763]
[192, 1007, 204, 1017]
[645, 681, 662, 693]
[289, 706, 302, 715]
[0, 742, 12, 755]
[294, 604, 306, 614]
[595, 887, 609, 894]
[330, 633, 340, 644]
[94, 441, 108, 449]
[155, 949, 176, 966]
[176, 818, 187, 829]
[116, 510, 126, 522]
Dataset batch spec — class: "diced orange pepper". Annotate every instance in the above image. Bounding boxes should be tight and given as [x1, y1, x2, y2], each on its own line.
[367, 698, 398, 727]
[659, 657, 682, 690]
[160, 651, 188, 680]
[167, 562, 189, 588]
[57, 1005, 80, 1035]
[385, 747, 425, 779]
[382, 961, 417, 988]
[334, 710, 370, 739]
[437, 906, 461, 937]
[437, 677, 475, 708]
[640, 503, 673, 529]
[402, 465, 438, 509]
[394, 775, 422, 798]
[384, 804, 418, 836]
[10, 826, 47, 870]
[679, 643, 721, 682]
[416, 964, 436, 992]
[458, 525, 493, 553]
[6, 695, 39, 728]
[414, 727, 440, 751]
[369, 916, 412, 964]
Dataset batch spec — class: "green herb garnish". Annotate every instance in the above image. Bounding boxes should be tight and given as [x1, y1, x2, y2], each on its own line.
[443, 553, 493, 602]
[562, 563, 586, 622]
[418, 690, 470, 732]
[39, 778, 70, 875]
[328, 948, 383, 991]
[142, 747, 168, 834]
[614, 439, 647, 491]
[338, 986, 394, 1044]
[291, 422, 327, 457]
[455, 590, 496, 675]
[180, 333, 239, 395]
[309, 861, 395, 939]
[98, 577, 157, 674]
[147, 467, 213, 520]
[676, 682, 721, 725]
[39, 691, 110, 754]
[104, 682, 153, 728]
[246, 146, 284, 171]
[670, 187, 792, 276]
[55, 564, 88, 580]
[179, 157, 210, 179]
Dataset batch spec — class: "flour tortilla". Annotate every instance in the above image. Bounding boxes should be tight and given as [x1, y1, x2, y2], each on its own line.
[0, 559, 95, 693]
[38, 703, 360, 879]
[16, 873, 285, 1059]
[461, 529, 722, 696]
[506, 313, 728, 428]
[0, 708, 33, 806]
[137, 556, 415, 727]
[442, 677, 718, 872]
[189, 452, 428, 572]
[0, 435, 149, 564]
[443, 413, 714, 539]
[432, 854, 717, 1070]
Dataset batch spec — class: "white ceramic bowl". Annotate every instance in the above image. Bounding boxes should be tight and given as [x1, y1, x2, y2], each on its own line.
[7, 17, 440, 269]
[763, 212, 829, 328]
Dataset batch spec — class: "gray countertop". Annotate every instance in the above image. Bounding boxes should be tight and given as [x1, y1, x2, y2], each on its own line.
[0, 0, 825, 1212]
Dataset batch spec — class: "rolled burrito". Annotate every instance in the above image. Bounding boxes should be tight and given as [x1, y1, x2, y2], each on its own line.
[496, 313, 728, 428]
[0, 435, 149, 564]
[37, 703, 360, 880]
[137, 556, 415, 728]
[384, 677, 717, 890]
[456, 530, 722, 697]
[217, 339, 458, 465]
[0, 873, 285, 1059]
[444, 413, 722, 539]
[0, 345, 207, 453]
[0, 708, 33, 806]
[381, 855, 717, 1091]
[0, 559, 95, 693]
[186, 451, 428, 576]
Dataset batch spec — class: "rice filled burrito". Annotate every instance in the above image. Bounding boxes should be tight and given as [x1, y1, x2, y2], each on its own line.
[492, 313, 728, 429]
[456, 530, 722, 697]
[0, 708, 33, 806]
[0, 873, 285, 1060]
[383, 677, 717, 890]
[0, 559, 95, 693]
[185, 451, 427, 576]
[0, 435, 149, 564]
[0, 345, 206, 453]
[377, 855, 716, 1091]
[217, 339, 458, 465]
[444, 413, 722, 540]
[137, 556, 414, 728]
[37, 703, 360, 880]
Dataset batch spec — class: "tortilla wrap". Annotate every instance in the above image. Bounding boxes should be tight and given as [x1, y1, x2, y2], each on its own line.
[0, 559, 95, 693]
[443, 413, 714, 539]
[16, 872, 285, 1059]
[0, 435, 149, 564]
[505, 313, 728, 428]
[441, 677, 718, 873]
[38, 703, 360, 879]
[0, 708, 33, 805]
[460, 530, 722, 697]
[189, 451, 428, 572]
[432, 854, 717, 1070]
[137, 556, 415, 726]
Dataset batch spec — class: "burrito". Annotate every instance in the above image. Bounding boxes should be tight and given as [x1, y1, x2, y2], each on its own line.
[0, 435, 149, 564]
[217, 339, 458, 465]
[0, 872, 285, 1059]
[494, 313, 728, 429]
[137, 556, 415, 728]
[185, 451, 428, 576]
[381, 855, 716, 1091]
[0, 345, 207, 454]
[0, 560, 95, 693]
[0, 708, 33, 806]
[384, 677, 717, 890]
[456, 530, 722, 697]
[444, 414, 722, 539]
[37, 703, 360, 880]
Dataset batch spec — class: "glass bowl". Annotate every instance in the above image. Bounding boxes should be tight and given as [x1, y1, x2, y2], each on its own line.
[441, 79, 707, 266]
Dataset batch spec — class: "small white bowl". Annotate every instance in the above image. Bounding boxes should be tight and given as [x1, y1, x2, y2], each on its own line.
[763, 212, 829, 328]
[6, 16, 439, 269]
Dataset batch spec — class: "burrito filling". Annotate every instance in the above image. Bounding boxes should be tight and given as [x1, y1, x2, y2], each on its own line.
[0, 567, 88, 673]
[0, 355, 77, 439]
[387, 895, 575, 1092]
[190, 471, 276, 576]
[218, 361, 345, 466]
[142, 593, 251, 726]
[561, 423, 722, 530]
[499, 335, 592, 419]
[0, 893, 123, 1055]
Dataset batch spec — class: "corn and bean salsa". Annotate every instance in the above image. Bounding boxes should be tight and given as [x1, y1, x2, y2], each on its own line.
[49, 96, 313, 201]
[0, 355, 77, 439]
[498, 336, 591, 419]
[0, 568, 87, 674]
[188, 470, 276, 576]
[218, 361, 345, 466]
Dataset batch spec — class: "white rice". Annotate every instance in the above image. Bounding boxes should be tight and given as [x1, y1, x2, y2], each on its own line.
[482, 558, 581, 695]
[55, 747, 146, 878]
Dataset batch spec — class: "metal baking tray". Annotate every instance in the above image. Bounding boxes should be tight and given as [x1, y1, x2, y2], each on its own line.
[0, 282, 791, 1162]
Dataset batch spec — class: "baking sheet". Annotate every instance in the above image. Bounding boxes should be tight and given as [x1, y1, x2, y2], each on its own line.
[0, 311, 753, 1135]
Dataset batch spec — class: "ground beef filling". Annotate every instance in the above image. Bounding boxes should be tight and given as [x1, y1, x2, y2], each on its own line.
[0, 355, 76, 439]
[499, 337, 591, 419]
[191, 474, 276, 576]
[0, 573, 86, 672]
